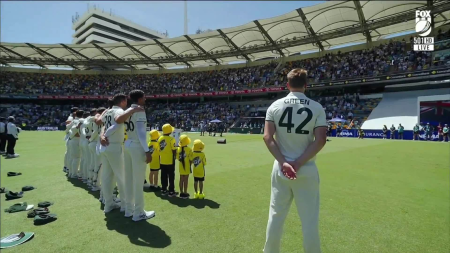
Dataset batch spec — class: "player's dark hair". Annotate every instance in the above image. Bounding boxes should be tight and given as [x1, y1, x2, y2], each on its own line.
[76, 110, 84, 118]
[129, 90, 145, 104]
[97, 107, 106, 114]
[90, 108, 97, 116]
[113, 94, 127, 106]
[8, 118, 14, 122]
[83, 112, 90, 118]
[107, 99, 114, 109]
[287, 68, 308, 89]
[71, 107, 79, 113]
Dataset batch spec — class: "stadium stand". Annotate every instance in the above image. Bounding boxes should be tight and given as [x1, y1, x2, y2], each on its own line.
[0, 39, 437, 96]
[1, 2, 450, 137]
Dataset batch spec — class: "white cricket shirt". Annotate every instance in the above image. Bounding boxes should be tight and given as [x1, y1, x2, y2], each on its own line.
[102, 106, 125, 144]
[7, 122, 18, 138]
[265, 92, 327, 162]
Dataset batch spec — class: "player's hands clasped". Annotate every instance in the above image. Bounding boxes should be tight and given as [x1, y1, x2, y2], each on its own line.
[100, 135, 109, 146]
[282, 162, 297, 180]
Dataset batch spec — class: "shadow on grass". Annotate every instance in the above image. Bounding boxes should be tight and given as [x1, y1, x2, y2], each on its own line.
[104, 211, 171, 248]
[150, 189, 220, 209]
[67, 176, 103, 209]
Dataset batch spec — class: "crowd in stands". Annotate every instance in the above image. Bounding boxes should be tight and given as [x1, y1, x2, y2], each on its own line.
[2, 36, 448, 96]
[1, 104, 74, 128]
[147, 102, 245, 131]
[1, 91, 364, 130]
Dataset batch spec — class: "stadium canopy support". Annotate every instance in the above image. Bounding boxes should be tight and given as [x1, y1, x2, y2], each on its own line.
[0, 45, 47, 69]
[353, 0, 372, 43]
[154, 39, 192, 68]
[25, 43, 79, 70]
[123, 41, 163, 69]
[92, 43, 136, 70]
[184, 35, 220, 65]
[2, 1, 450, 69]
[296, 8, 324, 51]
[217, 29, 251, 62]
[428, 0, 435, 29]
[253, 20, 285, 57]
[60, 43, 108, 70]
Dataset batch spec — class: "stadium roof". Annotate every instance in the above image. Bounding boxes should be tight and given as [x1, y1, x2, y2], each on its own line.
[1, 0, 450, 70]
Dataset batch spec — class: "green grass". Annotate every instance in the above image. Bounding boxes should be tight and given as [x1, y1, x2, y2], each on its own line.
[1, 132, 449, 253]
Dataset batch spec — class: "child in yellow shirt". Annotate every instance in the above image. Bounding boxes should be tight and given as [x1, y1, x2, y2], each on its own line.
[177, 135, 192, 199]
[158, 124, 177, 196]
[190, 139, 207, 199]
[148, 130, 161, 190]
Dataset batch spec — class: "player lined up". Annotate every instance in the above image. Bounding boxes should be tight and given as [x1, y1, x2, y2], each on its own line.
[63, 90, 209, 222]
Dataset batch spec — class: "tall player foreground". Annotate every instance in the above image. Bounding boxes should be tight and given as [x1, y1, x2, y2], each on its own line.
[123, 90, 155, 221]
[96, 94, 144, 213]
[263, 68, 327, 253]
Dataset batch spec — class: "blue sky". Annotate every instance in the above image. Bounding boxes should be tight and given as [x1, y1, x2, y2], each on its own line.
[1, 1, 323, 44]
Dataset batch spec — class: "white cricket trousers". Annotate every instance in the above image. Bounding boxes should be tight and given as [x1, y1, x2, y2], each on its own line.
[64, 137, 69, 168]
[124, 144, 147, 217]
[101, 143, 127, 210]
[68, 137, 80, 178]
[88, 142, 100, 185]
[80, 142, 89, 180]
[264, 161, 321, 253]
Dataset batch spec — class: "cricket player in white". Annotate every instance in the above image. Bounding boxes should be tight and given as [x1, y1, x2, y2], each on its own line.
[64, 107, 78, 173]
[80, 112, 91, 182]
[89, 108, 104, 192]
[121, 90, 155, 221]
[96, 94, 144, 213]
[263, 69, 327, 253]
[83, 109, 96, 186]
[68, 110, 84, 178]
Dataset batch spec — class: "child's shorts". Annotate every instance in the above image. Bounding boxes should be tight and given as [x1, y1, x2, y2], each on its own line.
[194, 177, 205, 182]
[150, 168, 160, 172]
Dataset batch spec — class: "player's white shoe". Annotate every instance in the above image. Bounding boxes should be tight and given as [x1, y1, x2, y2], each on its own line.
[7, 154, 19, 159]
[132, 211, 155, 222]
[104, 203, 121, 213]
[143, 183, 151, 188]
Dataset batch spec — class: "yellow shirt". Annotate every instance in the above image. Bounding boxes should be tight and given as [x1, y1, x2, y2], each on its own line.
[177, 146, 192, 175]
[158, 135, 176, 165]
[190, 151, 207, 178]
[148, 140, 160, 169]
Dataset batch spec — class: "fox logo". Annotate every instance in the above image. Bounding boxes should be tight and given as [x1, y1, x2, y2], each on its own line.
[148, 146, 154, 154]
[179, 152, 186, 160]
[159, 140, 166, 151]
[193, 157, 201, 167]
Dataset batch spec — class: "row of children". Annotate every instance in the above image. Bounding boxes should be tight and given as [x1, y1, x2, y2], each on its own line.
[146, 124, 207, 199]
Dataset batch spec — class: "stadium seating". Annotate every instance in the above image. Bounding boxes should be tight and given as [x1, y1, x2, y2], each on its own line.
[0, 39, 438, 96]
